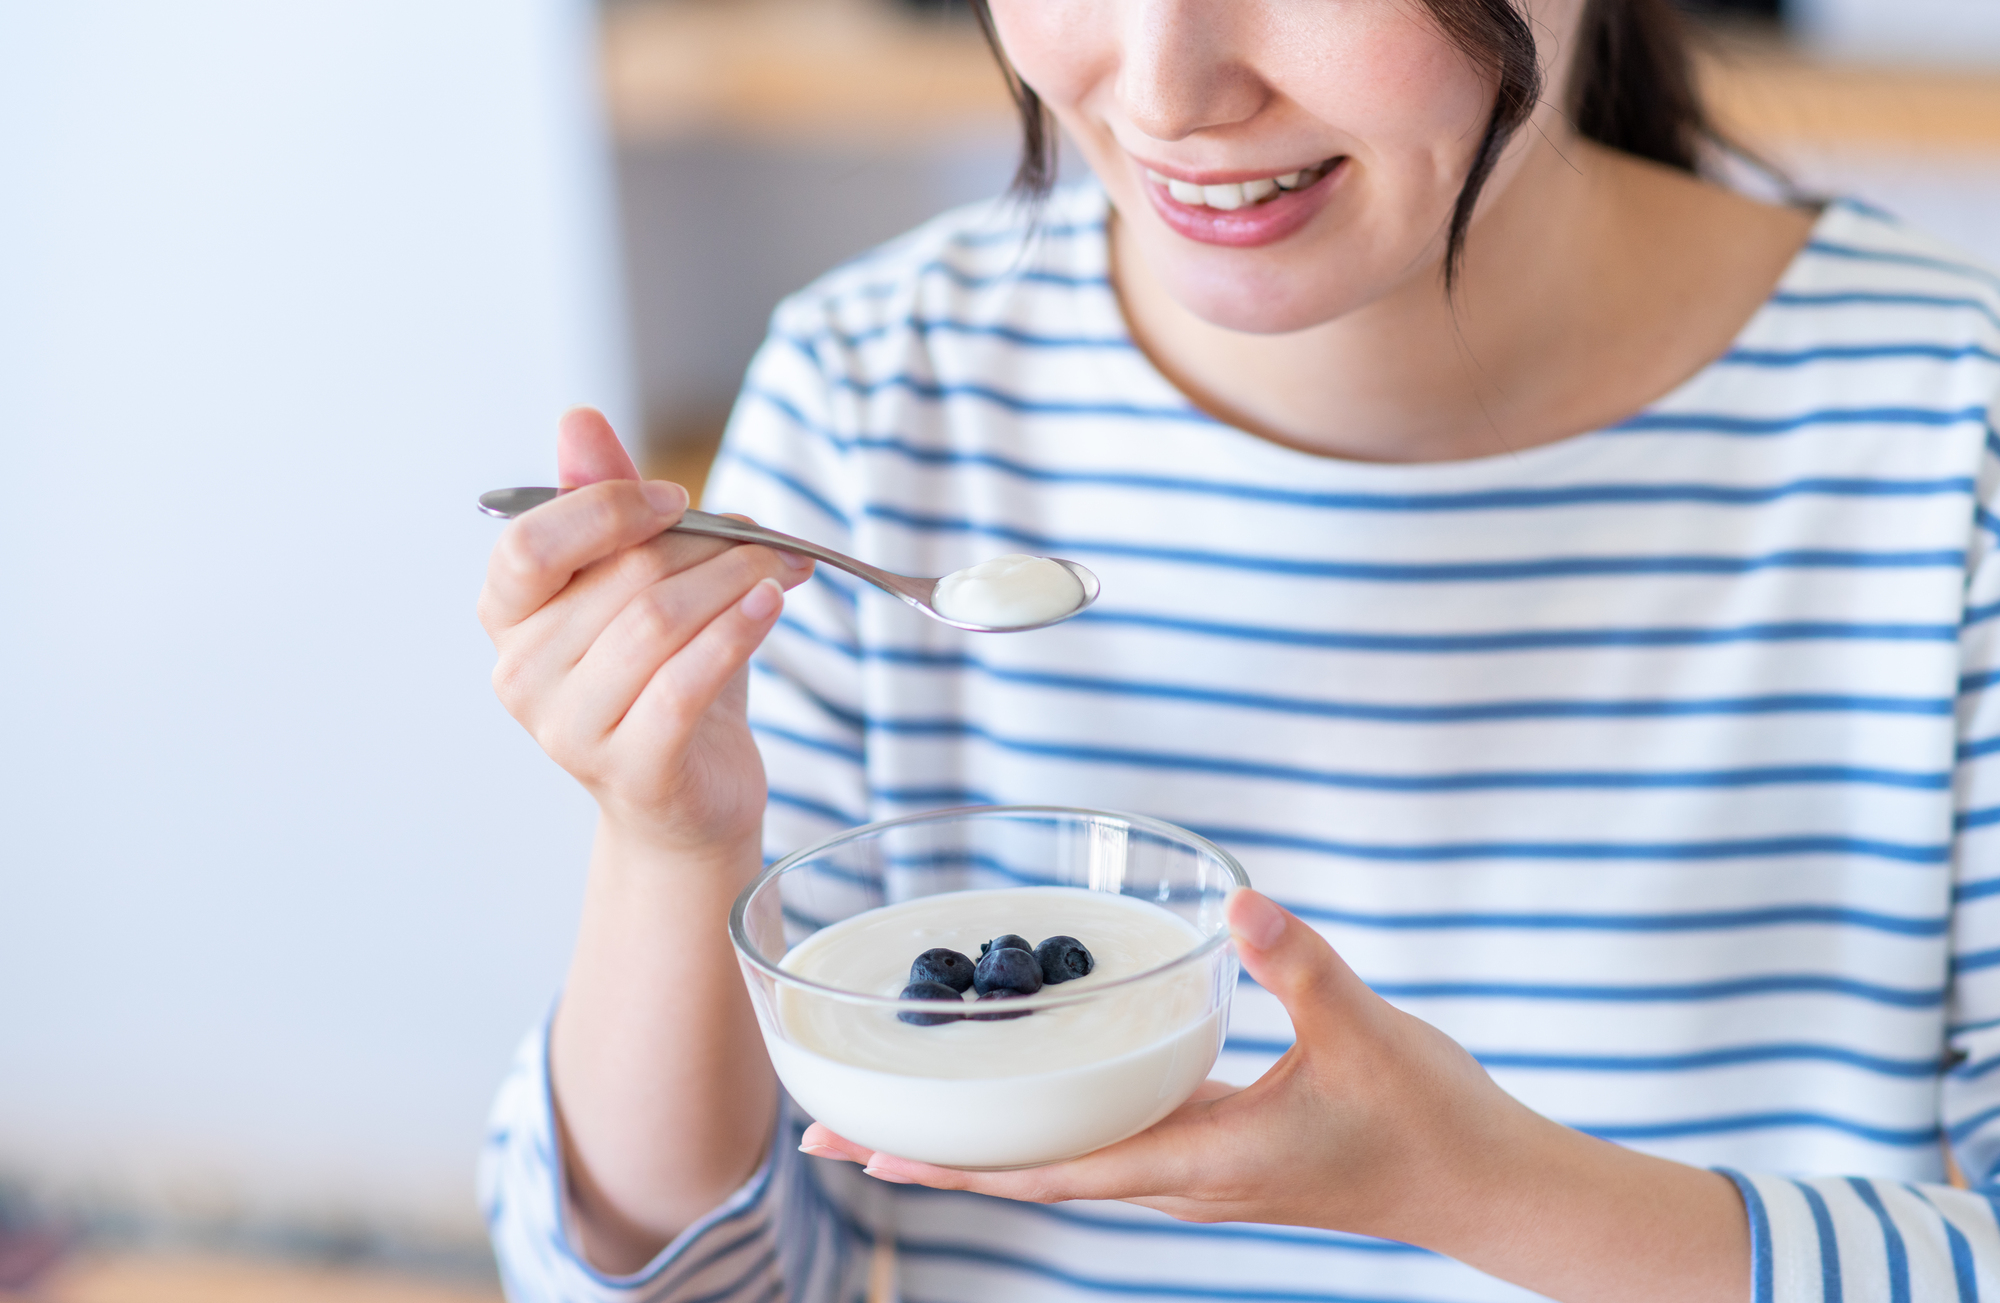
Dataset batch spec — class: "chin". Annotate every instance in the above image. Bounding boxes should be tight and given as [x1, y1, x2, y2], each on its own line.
[1160, 261, 1374, 336]
[1118, 210, 1394, 335]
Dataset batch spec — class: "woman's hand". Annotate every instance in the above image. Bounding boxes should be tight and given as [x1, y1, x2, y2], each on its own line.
[799, 890, 1750, 1303]
[476, 406, 814, 849]
[802, 889, 1493, 1231]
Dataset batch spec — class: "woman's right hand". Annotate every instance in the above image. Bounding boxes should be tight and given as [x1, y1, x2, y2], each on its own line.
[476, 407, 815, 851]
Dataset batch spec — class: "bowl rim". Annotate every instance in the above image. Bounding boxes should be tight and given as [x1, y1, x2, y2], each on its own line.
[728, 804, 1250, 1015]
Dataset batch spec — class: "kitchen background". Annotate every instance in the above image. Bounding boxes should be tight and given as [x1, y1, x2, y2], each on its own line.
[2, 0, 1996, 1298]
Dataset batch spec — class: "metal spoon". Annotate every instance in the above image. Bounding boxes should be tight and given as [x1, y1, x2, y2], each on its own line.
[477, 486, 1099, 634]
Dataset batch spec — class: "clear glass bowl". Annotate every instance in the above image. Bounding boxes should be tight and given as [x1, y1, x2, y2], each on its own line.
[730, 805, 1249, 1169]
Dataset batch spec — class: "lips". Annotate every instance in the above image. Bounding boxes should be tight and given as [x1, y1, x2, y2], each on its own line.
[1136, 157, 1348, 249]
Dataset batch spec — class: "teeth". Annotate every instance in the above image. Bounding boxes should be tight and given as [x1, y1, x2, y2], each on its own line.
[1146, 163, 1324, 210]
[1202, 183, 1245, 210]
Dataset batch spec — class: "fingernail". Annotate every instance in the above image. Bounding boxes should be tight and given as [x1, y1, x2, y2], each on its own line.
[798, 1143, 838, 1159]
[642, 480, 688, 515]
[863, 1167, 914, 1184]
[740, 577, 784, 621]
[777, 549, 812, 571]
[1230, 889, 1286, 951]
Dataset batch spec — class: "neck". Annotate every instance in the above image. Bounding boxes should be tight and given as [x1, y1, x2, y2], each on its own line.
[1109, 130, 1814, 465]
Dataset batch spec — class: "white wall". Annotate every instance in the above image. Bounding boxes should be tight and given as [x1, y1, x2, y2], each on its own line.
[0, 1, 630, 1244]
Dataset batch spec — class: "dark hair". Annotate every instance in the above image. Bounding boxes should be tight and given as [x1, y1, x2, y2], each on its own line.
[967, 0, 1722, 290]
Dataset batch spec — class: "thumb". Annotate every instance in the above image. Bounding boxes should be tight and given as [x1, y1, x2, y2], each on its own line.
[1226, 889, 1365, 1040]
[556, 405, 641, 488]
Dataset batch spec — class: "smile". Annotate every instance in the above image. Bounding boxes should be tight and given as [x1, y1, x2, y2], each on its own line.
[1135, 155, 1346, 249]
[1142, 159, 1340, 211]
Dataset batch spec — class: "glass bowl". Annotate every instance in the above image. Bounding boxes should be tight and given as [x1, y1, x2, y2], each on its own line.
[729, 805, 1249, 1169]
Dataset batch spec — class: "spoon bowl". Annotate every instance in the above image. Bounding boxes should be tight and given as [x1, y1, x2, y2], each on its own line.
[477, 485, 1099, 634]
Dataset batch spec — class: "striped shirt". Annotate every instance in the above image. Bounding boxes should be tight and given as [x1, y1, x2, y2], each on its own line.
[482, 182, 2000, 1303]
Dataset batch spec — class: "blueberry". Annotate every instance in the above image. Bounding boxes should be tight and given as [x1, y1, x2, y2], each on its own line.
[972, 945, 1042, 996]
[896, 980, 965, 1026]
[1033, 935, 1094, 984]
[978, 933, 1033, 957]
[970, 989, 1032, 1021]
[909, 947, 975, 992]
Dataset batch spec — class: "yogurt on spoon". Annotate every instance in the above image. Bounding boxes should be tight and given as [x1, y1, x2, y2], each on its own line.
[932, 554, 1086, 629]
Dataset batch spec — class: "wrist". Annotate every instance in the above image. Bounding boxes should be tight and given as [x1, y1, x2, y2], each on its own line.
[593, 808, 763, 872]
[1320, 1007, 1748, 1303]
[1353, 1030, 1538, 1249]
[587, 813, 766, 917]
[1385, 1090, 1571, 1251]
[1398, 1098, 1749, 1303]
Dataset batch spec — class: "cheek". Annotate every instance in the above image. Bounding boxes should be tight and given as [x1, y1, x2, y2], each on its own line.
[985, 0, 1107, 114]
[1270, 6, 1493, 175]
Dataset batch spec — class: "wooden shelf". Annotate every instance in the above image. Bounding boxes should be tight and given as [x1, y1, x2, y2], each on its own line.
[602, 1, 2000, 153]
[602, 0, 1012, 145]
[1700, 35, 2000, 152]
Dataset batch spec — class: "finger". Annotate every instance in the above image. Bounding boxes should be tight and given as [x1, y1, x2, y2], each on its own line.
[556, 406, 640, 487]
[516, 506, 808, 659]
[827, 1086, 1236, 1204]
[480, 478, 687, 633]
[715, 511, 815, 577]
[510, 530, 736, 681]
[528, 528, 813, 673]
[1226, 889, 1368, 1042]
[498, 531, 810, 729]
[798, 1124, 871, 1164]
[853, 1135, 1141, 1201]
[556, 546, 794, 743]
[792, 1128, 988, 1192]
[617, 575, 789, 743]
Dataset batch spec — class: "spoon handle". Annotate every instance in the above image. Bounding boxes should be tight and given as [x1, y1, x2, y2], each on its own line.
[672, 510, 930, 606]
[475, 487, 932, 609]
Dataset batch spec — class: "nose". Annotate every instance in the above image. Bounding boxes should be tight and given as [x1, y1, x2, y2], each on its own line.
[1118, 0, 1268, 143]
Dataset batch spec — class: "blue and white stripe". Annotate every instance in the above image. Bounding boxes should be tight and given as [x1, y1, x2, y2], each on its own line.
[484, 183, 2000, 1302]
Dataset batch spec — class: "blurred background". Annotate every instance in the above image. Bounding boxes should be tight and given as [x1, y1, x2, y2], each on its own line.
[1, 0, 1996, 1298]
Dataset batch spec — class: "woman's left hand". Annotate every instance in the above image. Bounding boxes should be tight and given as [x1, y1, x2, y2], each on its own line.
[800, 889, 1506, 1234]
[798, 890, 1751, 1303]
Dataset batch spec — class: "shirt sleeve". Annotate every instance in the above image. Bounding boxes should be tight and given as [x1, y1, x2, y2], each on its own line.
[478, 1017, 867, 1303]
[1721, 423, 2000, 1303]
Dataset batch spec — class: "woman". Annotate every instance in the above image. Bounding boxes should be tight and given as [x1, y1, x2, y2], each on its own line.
[475, 0, 2000, 1297]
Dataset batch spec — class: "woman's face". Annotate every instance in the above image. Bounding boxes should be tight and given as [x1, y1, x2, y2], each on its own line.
[986, 0, 1574, 335]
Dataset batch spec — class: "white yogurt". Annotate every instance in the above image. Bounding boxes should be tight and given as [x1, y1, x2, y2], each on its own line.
[931, 554, 1083, 628]
[768, 887, 1225, 1169]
